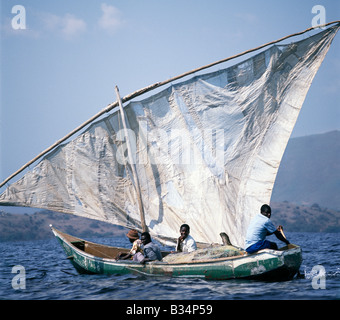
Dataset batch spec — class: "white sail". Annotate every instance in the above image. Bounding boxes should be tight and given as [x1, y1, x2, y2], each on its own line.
[1, 25, 339, 247]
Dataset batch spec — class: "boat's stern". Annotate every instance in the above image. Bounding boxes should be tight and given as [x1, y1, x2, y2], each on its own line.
[244, 244, 302, 281]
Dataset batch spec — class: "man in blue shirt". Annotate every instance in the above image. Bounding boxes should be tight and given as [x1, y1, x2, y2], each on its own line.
[245, 204, 290, 254]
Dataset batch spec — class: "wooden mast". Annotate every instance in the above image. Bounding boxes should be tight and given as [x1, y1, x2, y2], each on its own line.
[115, 86, 148, 233]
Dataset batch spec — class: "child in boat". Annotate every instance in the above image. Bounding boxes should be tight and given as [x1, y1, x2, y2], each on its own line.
[116, 229, 143, 260]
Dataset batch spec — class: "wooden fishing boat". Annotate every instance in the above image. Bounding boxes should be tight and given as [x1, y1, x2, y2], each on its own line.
[1, 23, 339, 282]
[51, 226, 302, 281]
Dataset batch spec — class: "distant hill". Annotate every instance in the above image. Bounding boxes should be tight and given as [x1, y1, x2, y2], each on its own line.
[0, 210, 126, 242]
[270, 202, 340, 233]
[272, 131, 340, 210]
[1, 202, 339, 242]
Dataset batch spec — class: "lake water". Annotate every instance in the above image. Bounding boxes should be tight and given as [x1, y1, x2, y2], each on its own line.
[0, 232, 339, 301]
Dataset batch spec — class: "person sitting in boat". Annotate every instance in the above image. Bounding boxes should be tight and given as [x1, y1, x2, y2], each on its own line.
[176, 224, 197, 253]
[116, 229, 143, 260]
[245, 204, 290, 254]
[134, 231, 162, 264]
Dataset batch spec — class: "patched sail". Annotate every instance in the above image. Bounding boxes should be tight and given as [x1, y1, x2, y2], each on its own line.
[1, 25, 338, 247]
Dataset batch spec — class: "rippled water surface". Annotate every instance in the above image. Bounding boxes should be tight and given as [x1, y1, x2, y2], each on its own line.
[1, 232, 339, 300]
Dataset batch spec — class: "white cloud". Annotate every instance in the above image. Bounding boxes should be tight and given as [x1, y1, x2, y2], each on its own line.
[42, 13, 86, 39]
[98, 3, 123, 34]
[2, 5, 123, 40]
[61, 14, 86, 37]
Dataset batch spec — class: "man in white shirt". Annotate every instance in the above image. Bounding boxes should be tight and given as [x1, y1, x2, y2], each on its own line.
[176, 224, 197, 253]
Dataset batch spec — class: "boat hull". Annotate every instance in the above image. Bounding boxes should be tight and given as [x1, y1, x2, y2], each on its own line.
[51, 226, 302, 281]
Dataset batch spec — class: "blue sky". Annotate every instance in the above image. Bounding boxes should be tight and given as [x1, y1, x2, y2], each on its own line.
[1, 0, 339, 186]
